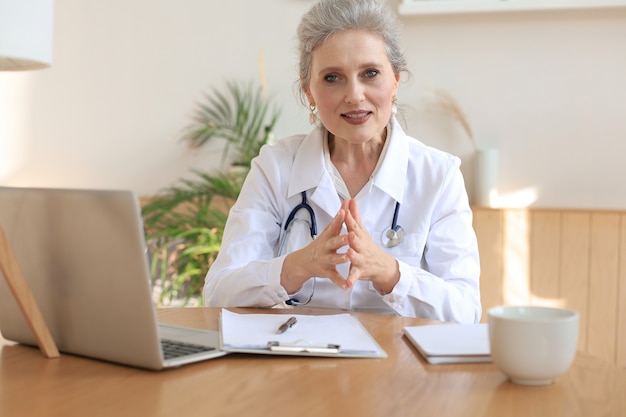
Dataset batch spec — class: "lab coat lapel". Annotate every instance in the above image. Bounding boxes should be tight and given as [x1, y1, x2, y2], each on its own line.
[287, 126, 341, 218]
[310, 175, 341, 219]
[373, 117, 409, 204]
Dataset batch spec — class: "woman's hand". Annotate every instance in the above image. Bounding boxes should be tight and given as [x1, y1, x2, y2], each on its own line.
[280, 206, 351, 293]
[343, 199, 400, 294]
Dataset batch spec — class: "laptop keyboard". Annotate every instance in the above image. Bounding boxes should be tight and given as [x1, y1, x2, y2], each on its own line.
[161, 339, 216, 360]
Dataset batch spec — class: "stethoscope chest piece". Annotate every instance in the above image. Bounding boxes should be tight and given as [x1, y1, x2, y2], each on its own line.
[381, 225, 404, 248]
[381, 201, 403, 248]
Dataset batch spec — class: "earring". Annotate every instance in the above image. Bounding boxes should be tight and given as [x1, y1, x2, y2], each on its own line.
[391, 96, 398, 116]
[309, 104, 317, 124]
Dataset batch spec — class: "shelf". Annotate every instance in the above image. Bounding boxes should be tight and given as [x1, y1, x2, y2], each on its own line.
[398, 0, 626, 15]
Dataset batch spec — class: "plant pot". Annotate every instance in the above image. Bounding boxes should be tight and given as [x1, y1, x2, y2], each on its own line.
[474, 148, 499, 207]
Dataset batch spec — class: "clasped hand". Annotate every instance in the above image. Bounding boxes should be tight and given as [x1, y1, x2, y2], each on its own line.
[281, 199, 400, 295]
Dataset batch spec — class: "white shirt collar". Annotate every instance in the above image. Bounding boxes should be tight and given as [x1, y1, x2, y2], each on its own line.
[288, 117, 409, 204]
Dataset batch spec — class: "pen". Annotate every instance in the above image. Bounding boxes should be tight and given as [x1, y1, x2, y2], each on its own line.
[277, 316, 297, 334]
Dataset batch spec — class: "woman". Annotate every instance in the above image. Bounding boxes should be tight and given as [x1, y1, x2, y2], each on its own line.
[203, 0, 481, 324]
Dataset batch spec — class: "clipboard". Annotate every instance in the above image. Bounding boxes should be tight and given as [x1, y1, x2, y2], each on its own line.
[219, 309, 387, 358]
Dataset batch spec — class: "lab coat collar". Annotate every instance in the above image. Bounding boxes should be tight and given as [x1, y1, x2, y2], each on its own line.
[288, 125, 329, 197]
[287, 117, 409, 215]
[288, 126, 341, 217]
[372, 117, 408, 205]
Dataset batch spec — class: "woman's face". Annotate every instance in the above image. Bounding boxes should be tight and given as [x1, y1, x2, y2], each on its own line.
[304, 29, 400, 145]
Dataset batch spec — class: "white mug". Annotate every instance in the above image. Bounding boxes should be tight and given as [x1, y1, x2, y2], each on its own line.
[488, 306, 579, 386]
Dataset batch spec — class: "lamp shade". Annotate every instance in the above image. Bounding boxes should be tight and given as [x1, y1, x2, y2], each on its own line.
[0, 0, 54, 70]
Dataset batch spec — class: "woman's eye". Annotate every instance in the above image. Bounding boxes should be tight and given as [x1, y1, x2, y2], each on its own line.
[364, 69, 379, 78]
[324, 74, 338, 83]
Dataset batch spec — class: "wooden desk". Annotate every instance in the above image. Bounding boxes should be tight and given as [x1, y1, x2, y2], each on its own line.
[1, 308, 624, 417]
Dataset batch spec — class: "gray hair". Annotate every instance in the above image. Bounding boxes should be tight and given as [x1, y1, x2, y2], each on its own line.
[296, 0, 408, 106]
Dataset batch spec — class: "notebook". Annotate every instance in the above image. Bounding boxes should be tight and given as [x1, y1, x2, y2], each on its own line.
[403, 323, 491, 364]
[0, 186, 227, 370]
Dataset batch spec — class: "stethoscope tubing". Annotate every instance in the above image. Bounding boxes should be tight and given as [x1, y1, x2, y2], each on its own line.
[283, 192, 402, 248]
[284, 191, 317, 238]
[390, 199, 400, 232]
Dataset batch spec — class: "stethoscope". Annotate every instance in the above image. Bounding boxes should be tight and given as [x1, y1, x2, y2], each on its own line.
[283, 191, 404, 248]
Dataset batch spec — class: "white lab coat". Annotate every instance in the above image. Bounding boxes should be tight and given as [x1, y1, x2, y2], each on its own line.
[203, 117, 481, 324]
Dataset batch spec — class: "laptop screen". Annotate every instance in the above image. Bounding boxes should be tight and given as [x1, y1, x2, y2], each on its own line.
[0, 187, 166, 368]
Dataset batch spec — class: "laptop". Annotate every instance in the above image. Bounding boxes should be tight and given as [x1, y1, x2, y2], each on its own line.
[0, 186, 227, 370]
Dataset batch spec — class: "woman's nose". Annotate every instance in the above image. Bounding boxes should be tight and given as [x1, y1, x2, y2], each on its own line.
[344, 80, 365, 104]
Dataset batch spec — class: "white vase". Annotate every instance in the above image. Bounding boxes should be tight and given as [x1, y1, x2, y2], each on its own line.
[474, 148, 499, 207]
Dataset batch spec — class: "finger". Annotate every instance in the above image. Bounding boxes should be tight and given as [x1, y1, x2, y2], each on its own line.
[322, 206, 346, 237]
[324, 267, 349, 290]
[329, 246, 349, 264]
[342, 247, 358, 287]
[343, 207, 355, 230]
[348, 199, 364, 224]
[345, 263, 361, 289]
[329, 233, 349, 251]
[330, 275, 349, 290]
[344, 210, 362, 237]
[346, 230, 362, 252]
[319, 225, 349, 257]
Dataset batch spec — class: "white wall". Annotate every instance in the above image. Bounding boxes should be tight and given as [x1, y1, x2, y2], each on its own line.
[1, 0, 625, 209]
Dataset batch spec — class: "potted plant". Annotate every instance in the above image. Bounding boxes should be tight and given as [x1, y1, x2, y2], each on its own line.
[142, 80, 281, 306]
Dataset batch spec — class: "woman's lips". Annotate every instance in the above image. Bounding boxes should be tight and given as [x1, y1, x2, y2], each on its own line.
[341, 111, 372, 124]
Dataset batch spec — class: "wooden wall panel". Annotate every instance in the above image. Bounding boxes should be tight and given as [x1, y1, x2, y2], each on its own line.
[502, 210, 531, 306]
[472, 209, 503, 323]
[559, 212, 591, 352]
[529, 211, 562, 306]
[587, 213, 620, 363]
[618, 214, 626, 367]
[470, 207, 626, 366]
